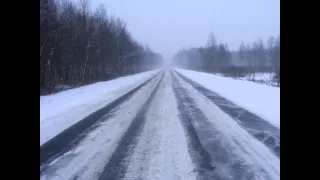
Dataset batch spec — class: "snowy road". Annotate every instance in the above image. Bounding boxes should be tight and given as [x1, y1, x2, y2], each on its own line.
[40, 69, 280, 180]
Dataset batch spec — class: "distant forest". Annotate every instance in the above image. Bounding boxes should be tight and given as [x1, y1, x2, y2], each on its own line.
[40, 0, 163, 95]
[173, 32, 280, 85]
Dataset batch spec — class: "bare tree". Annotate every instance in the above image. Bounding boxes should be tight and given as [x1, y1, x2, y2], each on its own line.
[40, 0, 163, 94]
[173, 32, 280, 81]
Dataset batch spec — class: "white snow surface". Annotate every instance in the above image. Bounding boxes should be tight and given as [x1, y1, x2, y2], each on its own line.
[236, 73, 275, 81]
[40, 69, 161, 145]
[40, 73, 163, 180]
[213, 72, 278, 87]
[214, 73, 275, 82]
[235, 73, 278, 86]
[175, 68, 280, 128]
[124, 70, 196, 180]
[175, 73, 279, 179]
[41, 70, 279, 180]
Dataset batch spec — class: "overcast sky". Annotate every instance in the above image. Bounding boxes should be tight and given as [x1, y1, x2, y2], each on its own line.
[89, 0, 280, 60]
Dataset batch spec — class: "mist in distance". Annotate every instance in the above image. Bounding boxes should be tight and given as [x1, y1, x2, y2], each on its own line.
[90, 0, 280, 61]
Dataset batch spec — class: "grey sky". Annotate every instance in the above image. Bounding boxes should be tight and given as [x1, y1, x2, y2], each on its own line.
[90, 0, 280, 60]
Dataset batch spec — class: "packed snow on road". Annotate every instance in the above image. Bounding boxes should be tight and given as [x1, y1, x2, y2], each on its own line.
[40, 69, 280, 180]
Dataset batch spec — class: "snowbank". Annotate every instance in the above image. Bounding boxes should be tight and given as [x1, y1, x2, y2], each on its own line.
[238, 73, 277, 86]
[240, 73, 274, 81]
[40, 69, 161, 145]
[214, 72, 277, 86]
[175, 69, 280, 128]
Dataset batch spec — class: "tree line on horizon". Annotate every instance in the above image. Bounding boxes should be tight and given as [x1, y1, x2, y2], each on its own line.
[40, 0, 163, 95]
[173, 32, 280, 84]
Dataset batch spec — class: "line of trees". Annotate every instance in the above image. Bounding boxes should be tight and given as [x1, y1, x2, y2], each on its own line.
[174, 33, 280, 72]
[173, 32, 232, 72]
[173, 32, 280, 83]
[40, 0, 163, 94]
[238, 35, 280, 72]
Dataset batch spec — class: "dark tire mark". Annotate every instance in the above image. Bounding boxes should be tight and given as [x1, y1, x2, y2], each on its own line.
[97, 73, 164, 180]
[40, 72, 162, 172]
[171, 71, 270, 180]
[174, 70, 280, 158]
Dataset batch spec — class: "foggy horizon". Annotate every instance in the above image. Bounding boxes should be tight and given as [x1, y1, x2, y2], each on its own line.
[40, 1, 280, 178]
[89, 0, 280, 60]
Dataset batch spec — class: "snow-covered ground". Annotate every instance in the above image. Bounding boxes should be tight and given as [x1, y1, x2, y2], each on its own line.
[40, 74, 163, 180]
[40, 69, 161, 145]
[41, 69, 279, 180]
[240, 73, 274, 80]
[123, 71, 196, 180]
[174, 72, 279, 179]
[175, 68, 280, 128]
[238, 73, 277, 86]
[214, 72, 277, 86]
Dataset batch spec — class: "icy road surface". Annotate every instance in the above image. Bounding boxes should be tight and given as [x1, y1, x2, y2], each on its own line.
[40, 69, 280, 180]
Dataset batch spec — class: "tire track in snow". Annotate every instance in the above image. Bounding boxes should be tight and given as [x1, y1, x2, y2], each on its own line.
[97, 73, 164, 180]
[171, 71, 276, 180]
[122, 70, 196, 180]
[40, 72, 164, 180]
[171, 72, 217, 180]
[40, 71, 162, 172]
[174, 70, 280, 158]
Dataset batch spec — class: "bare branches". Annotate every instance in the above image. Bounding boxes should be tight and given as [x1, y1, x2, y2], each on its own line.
[40, 0, 163, 95]
[173, 32, 280, 86]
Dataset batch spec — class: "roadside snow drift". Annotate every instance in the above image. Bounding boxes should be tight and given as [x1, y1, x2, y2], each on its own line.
[175, 68, 280, 128]
[40, 69, 161, 145]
